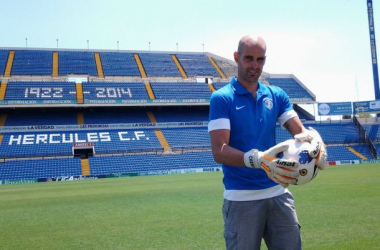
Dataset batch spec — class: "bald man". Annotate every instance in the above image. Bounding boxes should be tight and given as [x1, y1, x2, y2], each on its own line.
[208, 36, 326, 249]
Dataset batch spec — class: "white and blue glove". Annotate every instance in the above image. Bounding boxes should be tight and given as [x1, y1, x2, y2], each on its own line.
[244, 141, 300, 187]
[294, 127, 327, 170]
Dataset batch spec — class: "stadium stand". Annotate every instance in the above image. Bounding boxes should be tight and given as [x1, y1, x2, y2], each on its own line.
[0, 46, 377, 182]
[89, 151, 219, 175]
[211, 77, 315, 103]
[276, 121, 375, 161]
[99, 52, 141, 77]
[374, 143, 380, 155]
[0, 50, 10, 76]
[82, 107, 151, 124]
[59, 51, 98, 76]
[176, 53, 218, 77]
[5, 109, 77, 126]
[150, 81, 211, 99]
[307, 122, 363, 144]
[211, 57, 237, 78]
[0, 129, 163, 158]
[326, 145, 361, 161]
[362, 124, 380, 141]
[212, 81, 228, 91]
[5, 81, 77, 103]
[82, 82, 149, 103]
[350, 144, 373, 159]
[139, 53, 181, 77]
[153, 107, 209, 122]
[360, 124, 380, 156]
[0, 158, 81, 180]
[11, 50, 52, 75]
[266, 77, 314, 101]
[161, 127, 210, 150]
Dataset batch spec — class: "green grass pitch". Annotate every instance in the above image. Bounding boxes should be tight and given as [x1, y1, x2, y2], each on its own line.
[0, 163, 379, 250]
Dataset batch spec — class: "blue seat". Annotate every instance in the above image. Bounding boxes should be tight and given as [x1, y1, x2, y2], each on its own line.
[59, 51, 97, 76]
[139, 53, 181, 77]
[150, 82, 211, 99]
[99, 52, 141, 76]
[176, 53, 218, 77]
[0, 50, 9, 75]
[89, 151, 220, 175]
[0, 158, 81, 180]
[11, 50, 52, 75]
[266, 78, 314, 101]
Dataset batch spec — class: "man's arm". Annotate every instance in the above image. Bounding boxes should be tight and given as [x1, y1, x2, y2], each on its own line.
[209, 129, 245, 167]
[209, 128, 300, 186]
[283, 116, 305, 137]
[209, 117, 306, 167]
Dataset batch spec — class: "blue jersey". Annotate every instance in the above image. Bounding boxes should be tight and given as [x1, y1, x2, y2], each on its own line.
[208, 77, 297, 201]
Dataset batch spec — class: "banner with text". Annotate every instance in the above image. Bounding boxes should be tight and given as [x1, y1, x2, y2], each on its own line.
[353, 100, 380, 114]
[318, 102, 352, 116]
[0, 167, 223, 185]
[0, 121, 209, 133]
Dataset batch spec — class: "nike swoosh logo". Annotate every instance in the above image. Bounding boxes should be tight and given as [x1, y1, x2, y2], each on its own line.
[236, 105, 246, 110]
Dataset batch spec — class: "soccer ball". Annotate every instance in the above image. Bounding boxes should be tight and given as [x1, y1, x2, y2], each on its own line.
[278, 139, 319, 185]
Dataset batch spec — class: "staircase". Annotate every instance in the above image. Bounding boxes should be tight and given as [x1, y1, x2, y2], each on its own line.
[154, 130, 172, 152]
[147, 111, 172, 152]
[207, 84, 215, 92]
[81, 159, 91, 176]
[76, 83, 84, 104]
[144, 82, 155, 99]
[146, 111, 157, 123]
[4, 51, 15, 77]
[346, 146, 368, 160]
[52, 52, 59, 78]
[0, 82, 8, 100]
[171, 55, 187, 79]
[0, 114, 7, 126]
[134, 54, 147, 78]
[94, 53, 104, 78]
[77, 112, 85, 125]
[208, 56, 226, 79]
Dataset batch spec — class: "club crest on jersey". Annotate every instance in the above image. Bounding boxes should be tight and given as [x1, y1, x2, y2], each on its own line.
[263, 97, 273, 110]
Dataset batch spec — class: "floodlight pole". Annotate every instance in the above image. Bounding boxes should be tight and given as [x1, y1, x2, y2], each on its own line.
[117, 41, 119, 51]
[25, 38, 28, 48]
[87, 40, 89, 50]
[367, 0, 380, 100]
[176, 43, 178, 52]
[56, 39, 59, 49]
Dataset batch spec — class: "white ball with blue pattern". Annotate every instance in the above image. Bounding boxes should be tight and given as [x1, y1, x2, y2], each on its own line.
[277, 139, 319, 185]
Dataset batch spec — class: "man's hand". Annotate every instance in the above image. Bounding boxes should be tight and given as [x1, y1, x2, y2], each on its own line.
[244, 142, 300, 187]
[294, 127, 327, 170]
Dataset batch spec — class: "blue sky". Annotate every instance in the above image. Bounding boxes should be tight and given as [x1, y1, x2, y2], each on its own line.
[0, 0, 377, 104]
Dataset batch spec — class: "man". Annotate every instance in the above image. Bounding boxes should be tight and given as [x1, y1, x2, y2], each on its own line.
[208, 35, 327, 250]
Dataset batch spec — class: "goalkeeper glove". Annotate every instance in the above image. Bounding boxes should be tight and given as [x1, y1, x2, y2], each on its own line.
[294, 127, 327, 170]
[243, 141, 300, 187]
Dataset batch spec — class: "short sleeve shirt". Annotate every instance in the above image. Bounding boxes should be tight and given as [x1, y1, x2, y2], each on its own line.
[208, 77, 298, 201]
